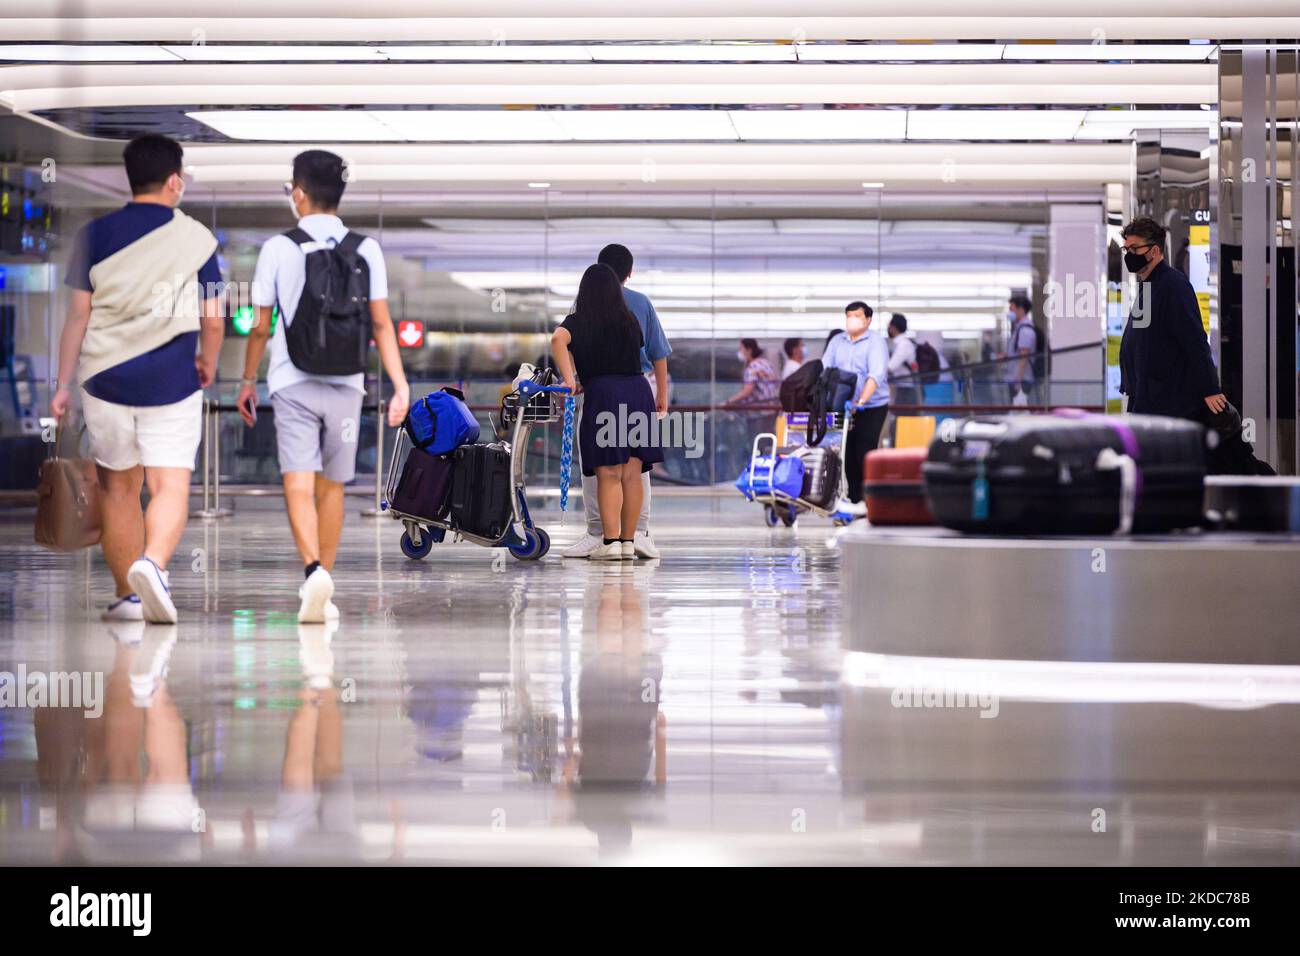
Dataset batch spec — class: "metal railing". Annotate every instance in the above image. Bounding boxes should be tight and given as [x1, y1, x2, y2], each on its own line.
[885, 340, 1106, 414]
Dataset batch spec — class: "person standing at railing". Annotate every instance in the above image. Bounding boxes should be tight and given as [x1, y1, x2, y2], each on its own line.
[50, 133, 224, 624]
[724, 339, 780, 407]
[564, 243, 670, 561]
[822, 301, 891, 514]
[1117, 217, 1227, 421]
[886, 313, 918, 406]
[1003, 294, 1039, 406]
[235, 150, 410, 623]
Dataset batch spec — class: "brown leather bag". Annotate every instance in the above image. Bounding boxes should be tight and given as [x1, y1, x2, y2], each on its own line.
[34, 428, 102, 552]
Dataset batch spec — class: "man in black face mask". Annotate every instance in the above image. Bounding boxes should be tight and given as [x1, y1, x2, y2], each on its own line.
[1118, 217, 1227, 420]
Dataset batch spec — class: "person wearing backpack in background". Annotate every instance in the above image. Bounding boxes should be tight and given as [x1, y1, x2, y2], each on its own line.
[886, 313, 918, 405]
[1003, 294, 1041, 405]
[235, 150, 410, 622]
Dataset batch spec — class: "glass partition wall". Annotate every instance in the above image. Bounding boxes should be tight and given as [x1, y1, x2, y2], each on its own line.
[2, 180, 1063, 500]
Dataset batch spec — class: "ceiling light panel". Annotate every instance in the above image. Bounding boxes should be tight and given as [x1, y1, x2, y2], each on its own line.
[0, 43, 180, 61]
[1002, 43, 1217, 61]
[906, 110, 1087, 140]
[729, 109, 907, 140]
[372, 110, 570, 141]
[164, 44, 387, 61]
[551, 109, 738, 140]
[796, 44, 1004, 61]
[588, 44, 796, 61]
[1075, 108, 1216, 138]
[187, 109, 400, 141]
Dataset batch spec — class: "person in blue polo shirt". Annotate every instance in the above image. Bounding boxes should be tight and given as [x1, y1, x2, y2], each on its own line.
[821, 300, 891, 514]
[51, 133, 224, 624]
[563, 243, 671, 560]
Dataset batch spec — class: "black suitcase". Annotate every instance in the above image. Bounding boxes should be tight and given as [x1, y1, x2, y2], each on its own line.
[449, 442, 513, 540]
[785, 445, 840, 509]
[390, 446, 454, 520]
[923, 413, 1206, 534]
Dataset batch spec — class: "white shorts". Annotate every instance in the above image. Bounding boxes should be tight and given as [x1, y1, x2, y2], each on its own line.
[80, 389, 203, 472]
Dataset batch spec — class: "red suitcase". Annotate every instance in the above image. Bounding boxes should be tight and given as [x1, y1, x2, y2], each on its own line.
[864, 447, 934, 525]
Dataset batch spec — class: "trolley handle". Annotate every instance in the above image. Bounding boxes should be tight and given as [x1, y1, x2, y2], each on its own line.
[515, 381, 572, 398]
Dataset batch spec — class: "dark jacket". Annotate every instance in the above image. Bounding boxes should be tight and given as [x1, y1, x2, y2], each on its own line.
[1118, 260, 1219, 419]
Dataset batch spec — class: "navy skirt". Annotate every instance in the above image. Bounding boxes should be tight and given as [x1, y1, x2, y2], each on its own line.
[578, 374, 666, 477]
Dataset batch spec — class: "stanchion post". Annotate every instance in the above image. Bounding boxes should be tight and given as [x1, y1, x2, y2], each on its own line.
[192, 398, 211, 518]
[197, 398, 233, 519]
[361, 398, 386, 517]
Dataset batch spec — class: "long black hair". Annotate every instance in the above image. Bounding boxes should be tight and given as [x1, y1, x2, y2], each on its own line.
[571, 263, 640, 343]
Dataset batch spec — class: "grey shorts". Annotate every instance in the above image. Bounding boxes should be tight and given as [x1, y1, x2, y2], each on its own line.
[271, 381, 365, 483]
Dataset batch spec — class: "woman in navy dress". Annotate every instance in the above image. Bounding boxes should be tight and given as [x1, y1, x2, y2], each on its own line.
[551, 264, 665, 561]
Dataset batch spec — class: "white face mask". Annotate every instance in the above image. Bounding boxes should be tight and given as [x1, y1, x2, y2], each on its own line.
[737, 349, 748, 362]
[846, 313, 868, 335]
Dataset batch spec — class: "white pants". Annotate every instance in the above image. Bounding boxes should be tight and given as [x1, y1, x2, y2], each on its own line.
[80, 389, 203, 472]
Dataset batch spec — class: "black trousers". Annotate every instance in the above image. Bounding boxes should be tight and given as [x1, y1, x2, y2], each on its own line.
[844, 405, 889, 503]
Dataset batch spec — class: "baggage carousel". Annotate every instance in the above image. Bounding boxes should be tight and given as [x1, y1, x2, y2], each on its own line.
[837, 523, 1300, 791]
[839, 524, 1300, 665]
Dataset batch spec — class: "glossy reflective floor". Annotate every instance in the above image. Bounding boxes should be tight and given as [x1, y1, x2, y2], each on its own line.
[1, 497, 1298, 865]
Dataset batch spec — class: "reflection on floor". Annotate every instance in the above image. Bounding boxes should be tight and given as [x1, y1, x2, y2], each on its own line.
[1, 497, 1297, 865]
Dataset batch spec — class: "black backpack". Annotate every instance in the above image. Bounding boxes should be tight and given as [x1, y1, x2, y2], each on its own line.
[283, 228, 371, 375]
[913, 341, 941, 382]
[779, 359, 823, 413]
[1012, 321, 1049, 382]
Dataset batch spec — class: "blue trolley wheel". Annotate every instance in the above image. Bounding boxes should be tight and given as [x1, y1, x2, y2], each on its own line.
[400, 527, 434, 560]
[508, 526, 543, 560]
[763, 505, 781, 527]
[533, 527, 551, 559]
[780, 504, 798, 527]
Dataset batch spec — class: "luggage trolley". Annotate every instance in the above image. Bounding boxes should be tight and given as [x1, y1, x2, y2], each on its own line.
[382, 378, 571, 560]
[741, 405, 856, 528]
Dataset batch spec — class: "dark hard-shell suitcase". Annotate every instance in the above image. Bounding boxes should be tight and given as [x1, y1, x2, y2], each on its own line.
[864, 447, 934, 525]
[390, 446, 454, 521]
[923, 413, 1206, 535]
[449, 442, 513, 540]
[784, 444, 840, 509]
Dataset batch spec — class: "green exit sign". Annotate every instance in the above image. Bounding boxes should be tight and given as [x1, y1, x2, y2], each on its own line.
[231, 305, 279, 335]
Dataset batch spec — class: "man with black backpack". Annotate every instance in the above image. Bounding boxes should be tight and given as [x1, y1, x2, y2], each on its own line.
[236, 150, 410, 622]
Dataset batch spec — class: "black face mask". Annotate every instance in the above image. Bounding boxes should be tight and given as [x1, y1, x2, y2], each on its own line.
[1124, 250, 1149, 273]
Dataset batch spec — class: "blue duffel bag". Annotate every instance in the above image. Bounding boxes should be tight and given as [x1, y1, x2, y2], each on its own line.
[404, 387, 480, 455]
[735, 453, 806, 501]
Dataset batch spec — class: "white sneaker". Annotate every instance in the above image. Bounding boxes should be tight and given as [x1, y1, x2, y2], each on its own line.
[101, 594, 144, 622]
[621, 540, 636, 560]
[126, 558, 177, 624]
[299, 583, 341, 620]
[590, 541, 625, 561]
[837, 498, 868, 517]
[632, 532, 660, 559]
[563, 534, 604, 559]
[298, 567, 335, 623]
